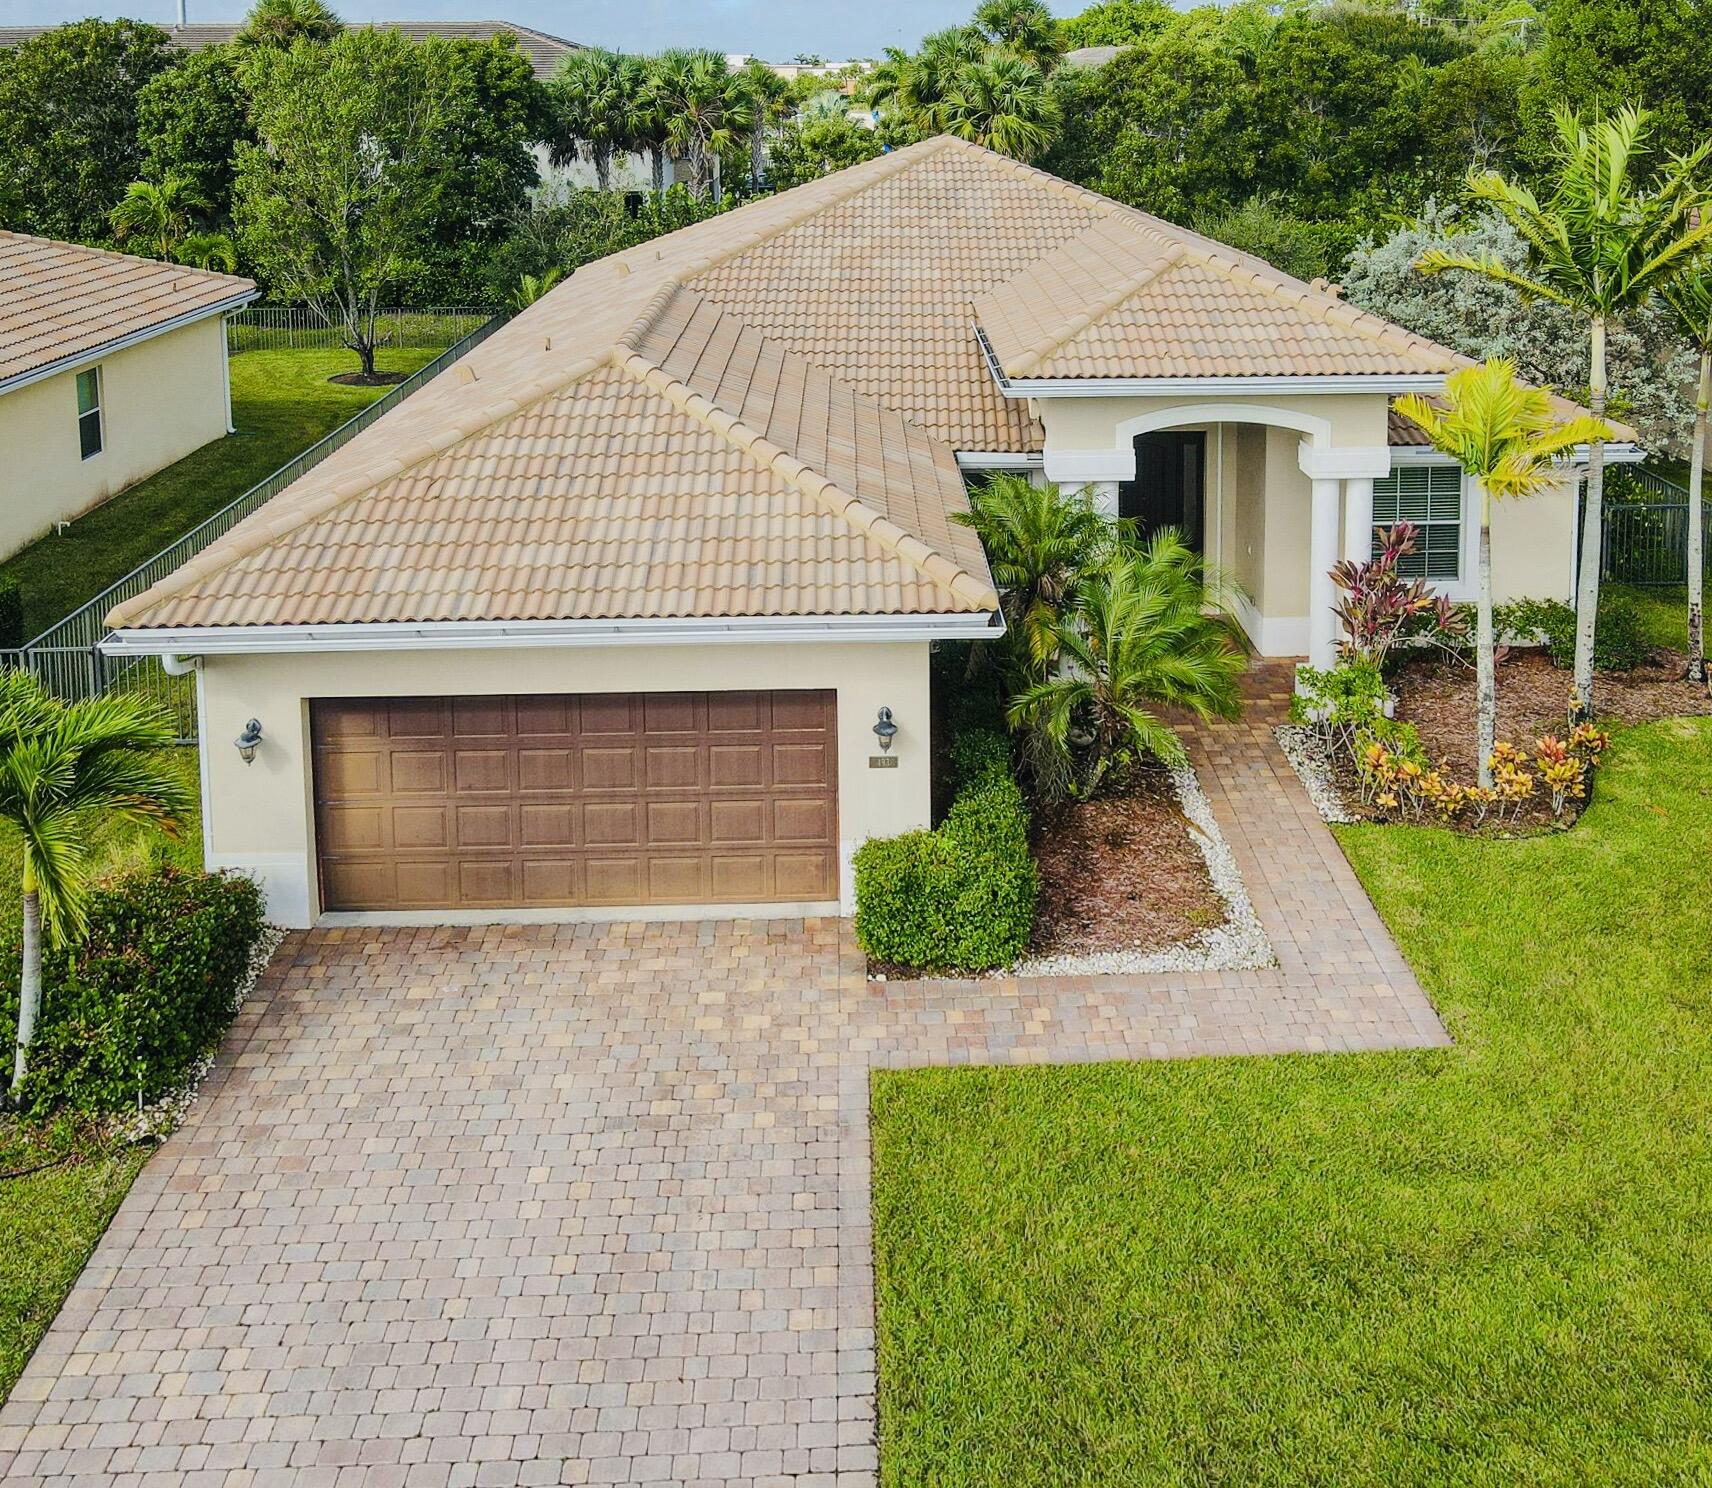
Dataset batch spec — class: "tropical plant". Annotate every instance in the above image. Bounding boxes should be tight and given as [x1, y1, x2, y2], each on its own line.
[232, 0, 342, 51]
[512, 267, 562, 310]
[548, 49, 647, 194]
[973, 0, 1065, 73]
[176, 231, 238, 272]
[1395, 358, 1610, 785]
[953, 475, 1117, 683]
[1007, 532, 1246, 796]
[739, 58, 792, 188]
[1330, 522, 1467, 670]
[0, 673, 191, 1095]
[647, 49, 752, 201]
[1657, 264, 1712, 685]
[1415, 105, 1712, 717]
[108, 173, 209, 260]
[943, 55, 1061, 161]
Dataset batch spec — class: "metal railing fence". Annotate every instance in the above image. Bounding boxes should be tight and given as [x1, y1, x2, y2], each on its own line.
[227, 306, 496, 355]
[1600, 498, 1712, 587]
[1, 312, 508, 740]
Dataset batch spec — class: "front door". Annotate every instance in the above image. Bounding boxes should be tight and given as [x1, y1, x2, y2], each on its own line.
[1119, 432, 1205, 551]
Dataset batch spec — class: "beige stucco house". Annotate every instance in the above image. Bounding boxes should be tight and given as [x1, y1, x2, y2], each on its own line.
[102, 137, 1637, 928]
[0, 233, 257, 562]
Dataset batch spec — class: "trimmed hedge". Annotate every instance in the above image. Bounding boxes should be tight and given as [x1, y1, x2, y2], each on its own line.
[0, 870, 265, 1117]
[853, 729, 1037, 974]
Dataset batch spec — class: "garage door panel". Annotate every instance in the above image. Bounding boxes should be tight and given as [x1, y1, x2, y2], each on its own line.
[313, 690, 835, 911]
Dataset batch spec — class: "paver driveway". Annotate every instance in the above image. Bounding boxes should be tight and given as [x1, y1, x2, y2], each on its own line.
[0, 684, 1449, 1488]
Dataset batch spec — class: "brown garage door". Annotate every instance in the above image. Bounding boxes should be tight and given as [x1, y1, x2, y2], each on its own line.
[311, 691, 838, 911]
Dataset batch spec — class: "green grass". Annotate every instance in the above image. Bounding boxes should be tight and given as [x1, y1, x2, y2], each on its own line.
[0, 345, 441, 638]
[872, 717, 1712, 1486]
[1607, 583, 1691, 653]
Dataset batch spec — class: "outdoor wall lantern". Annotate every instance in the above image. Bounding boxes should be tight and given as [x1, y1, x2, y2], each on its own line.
[235, 718, 263, 765]
[872, 706, 898, 753]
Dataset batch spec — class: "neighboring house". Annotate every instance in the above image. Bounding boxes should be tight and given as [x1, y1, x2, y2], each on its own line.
[102, 137, 1636, 928]
[0, 232, 257, 562]
[0, 19, 583, 79]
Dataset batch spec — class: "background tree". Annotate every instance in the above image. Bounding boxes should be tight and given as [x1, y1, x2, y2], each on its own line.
[739, 58, 792, 189]
[973, 0, 1064, 74]
[943, 56, 1059, 161]
[765, 114, 884, 191]
[236, 29, 450, 377]
[0, 674, 190, 1094]
[136, 47, 253, 216]
[1417, 106, 1712, 716]
[1057, 0, 1177, 50]
[232, 0, 343, 52]
[108, 175, 207, 260]
[549, 49, 646, 194]
[1658, 269, 1712, 684]
[177, 231, 239, 272]
[1396, 361, 1610, 785]
[649, 50, 751, 201]
[0, 19, 173, 242]
[1191, 193, 1332, 283]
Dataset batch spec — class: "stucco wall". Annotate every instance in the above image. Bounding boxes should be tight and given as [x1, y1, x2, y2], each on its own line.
[193, 639, 933, 927]
[0, 316, 231, 560]
[1491, 477, 1577, 604]
[1039, 390, 1392, 461]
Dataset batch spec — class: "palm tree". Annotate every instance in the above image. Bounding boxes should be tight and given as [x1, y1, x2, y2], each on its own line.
[1658, 265, 1712, 685]
[974, 0, 1064, 73]
[648, 49, 752, 201]
[865, 28, 986, 137]
[1007, 532, 1246, 795]
[739, 58, 791, 190]
[549, 49, 647, 194]
[0, 673, 192, 1094]
[108, 175, 207, 260]
[177, 232, 238, 273]
[1395, 360, 1610, 786]
[943, 56, 1061, 161]
[512, 267, 563, 311]
[232, 0, 342, 50]
[952, 474, 1117, 682]
[1416, 104, 1712, 717]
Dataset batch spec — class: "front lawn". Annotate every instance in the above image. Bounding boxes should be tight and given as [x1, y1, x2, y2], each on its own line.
[872, 716, 1712, 1485]
[0, 345, 442, 638]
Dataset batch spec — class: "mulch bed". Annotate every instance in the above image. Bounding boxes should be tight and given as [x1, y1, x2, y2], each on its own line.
[1330, 645, 1711, 831]
[328, 371, 410, 386]
[1028, 770, 1224, 956]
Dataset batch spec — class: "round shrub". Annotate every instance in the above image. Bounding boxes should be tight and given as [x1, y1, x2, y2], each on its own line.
[0, 869, 265, 1118]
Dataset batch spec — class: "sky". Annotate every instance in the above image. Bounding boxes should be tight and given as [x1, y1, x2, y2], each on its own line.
[0, 0, 1069, 58]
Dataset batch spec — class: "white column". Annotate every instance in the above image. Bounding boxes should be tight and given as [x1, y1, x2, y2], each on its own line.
[1081, 480, 1120, 519]
[1308, 476, 1342, 668]
[1342, 475, 1374, 564]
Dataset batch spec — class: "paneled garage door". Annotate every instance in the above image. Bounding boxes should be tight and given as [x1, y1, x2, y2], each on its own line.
[310, 691, 838, 911]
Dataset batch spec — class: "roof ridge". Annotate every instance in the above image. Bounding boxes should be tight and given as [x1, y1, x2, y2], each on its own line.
[0, 229, 253, 292]
[611, 346, 999, 613]
[997, 247, 1182, 378]
[106, 348, 617, 628]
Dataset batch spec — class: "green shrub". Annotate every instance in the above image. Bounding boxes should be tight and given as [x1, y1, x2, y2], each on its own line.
[854, 733, 1037, 974]
[1495, 595, 1652, 671]
[0, 870, 265, 1117]
[1589, 593, 1651, 671]
[0, 578, 22, 652]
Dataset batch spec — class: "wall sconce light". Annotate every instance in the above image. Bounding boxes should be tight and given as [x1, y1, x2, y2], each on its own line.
[872, 706, 898, 753]
[235, 718, 263, 765]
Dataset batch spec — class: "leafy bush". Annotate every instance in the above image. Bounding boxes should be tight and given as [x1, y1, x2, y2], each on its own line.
[1330, 522, 1466, 670]
[1494, 594, 1652, 671]
[0, 870, 265, 1117]
[854, 730, 1037, 973]
[1289, 658, 1391, 754]
[0, 579, 22, 652]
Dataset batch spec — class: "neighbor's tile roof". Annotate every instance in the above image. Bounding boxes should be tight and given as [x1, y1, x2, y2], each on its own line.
[113, 134, 1534, 636]
[0, 232, 256, 394]
[0, 20, 581, 79]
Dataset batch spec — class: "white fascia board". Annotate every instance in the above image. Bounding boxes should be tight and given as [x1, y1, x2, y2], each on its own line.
[0, 289, 262, 398]
[954, 450, 1043, 470]
[100, 611, 1004, 658]
[1389, 442, 1645, 467]
[1042, 447, 1136, 482]
[1297, 444, 1393, 480]
[1008, 374, 1451, 397]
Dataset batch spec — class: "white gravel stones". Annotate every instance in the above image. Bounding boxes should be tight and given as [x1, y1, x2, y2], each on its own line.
[1274, 723, 1360, 824]
[1007, 760, 1275, 979]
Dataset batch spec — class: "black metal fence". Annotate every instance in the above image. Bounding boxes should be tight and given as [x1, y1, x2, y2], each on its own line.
[227, 306, 496, 355]
[1599, 467, 1712, 586]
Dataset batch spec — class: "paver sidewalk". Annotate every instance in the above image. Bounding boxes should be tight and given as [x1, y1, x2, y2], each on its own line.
[0, 678, 1448, 1487]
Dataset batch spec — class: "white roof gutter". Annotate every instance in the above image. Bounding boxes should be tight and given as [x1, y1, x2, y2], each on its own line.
[100, 610, 1004, 658]
[0, 288, 261, 398]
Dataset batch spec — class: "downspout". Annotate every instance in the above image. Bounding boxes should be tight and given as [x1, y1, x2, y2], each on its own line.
[160, 653, 201, 676]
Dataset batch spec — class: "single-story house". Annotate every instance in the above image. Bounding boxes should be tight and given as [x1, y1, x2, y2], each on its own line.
[103, 136, 1637, 928]
[0, 232, 257, 562]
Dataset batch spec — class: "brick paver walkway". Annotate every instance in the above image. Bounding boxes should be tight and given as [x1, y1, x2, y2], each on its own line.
[0, 668, 1447, 1488]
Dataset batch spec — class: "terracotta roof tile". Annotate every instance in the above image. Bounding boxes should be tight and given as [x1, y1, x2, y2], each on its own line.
[0, 232, 255, 392]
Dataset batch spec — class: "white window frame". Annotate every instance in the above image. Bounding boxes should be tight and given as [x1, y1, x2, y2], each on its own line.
[1374, 455, 1477, 601]
[75, 364, 104, 462]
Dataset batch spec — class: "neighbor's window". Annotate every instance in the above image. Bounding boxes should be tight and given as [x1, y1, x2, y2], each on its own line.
[75, 366, 103, 460]
[1372, 464, 1461, 580]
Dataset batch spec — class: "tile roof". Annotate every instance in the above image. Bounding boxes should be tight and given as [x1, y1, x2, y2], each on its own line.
[0, 20, 581, 80]
[0, 232, 256, 394]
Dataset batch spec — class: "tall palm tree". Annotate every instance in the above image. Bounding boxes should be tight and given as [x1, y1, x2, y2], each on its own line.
[549, 49, 647, 194]
[1395, 360, 1610, 785]
[232, 0, 342, 50]
[0, 674, 191, 1093]
[974, 0, 1064, 73]
[1658, 265, 1712, 685]
[865, 28, 986, 137]
[943, 56, 1060, 161]
[952, 474, 1117, 682]
[649, 49, 752, 201]
[739, 58, 791, 190]
[108, 175, 207, 260]
[1007, 532, 1246, 795]
[1416, 104, 1712, 717]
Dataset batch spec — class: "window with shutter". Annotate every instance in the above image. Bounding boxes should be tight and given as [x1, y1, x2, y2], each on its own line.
[1372, 464, 1461, 580]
